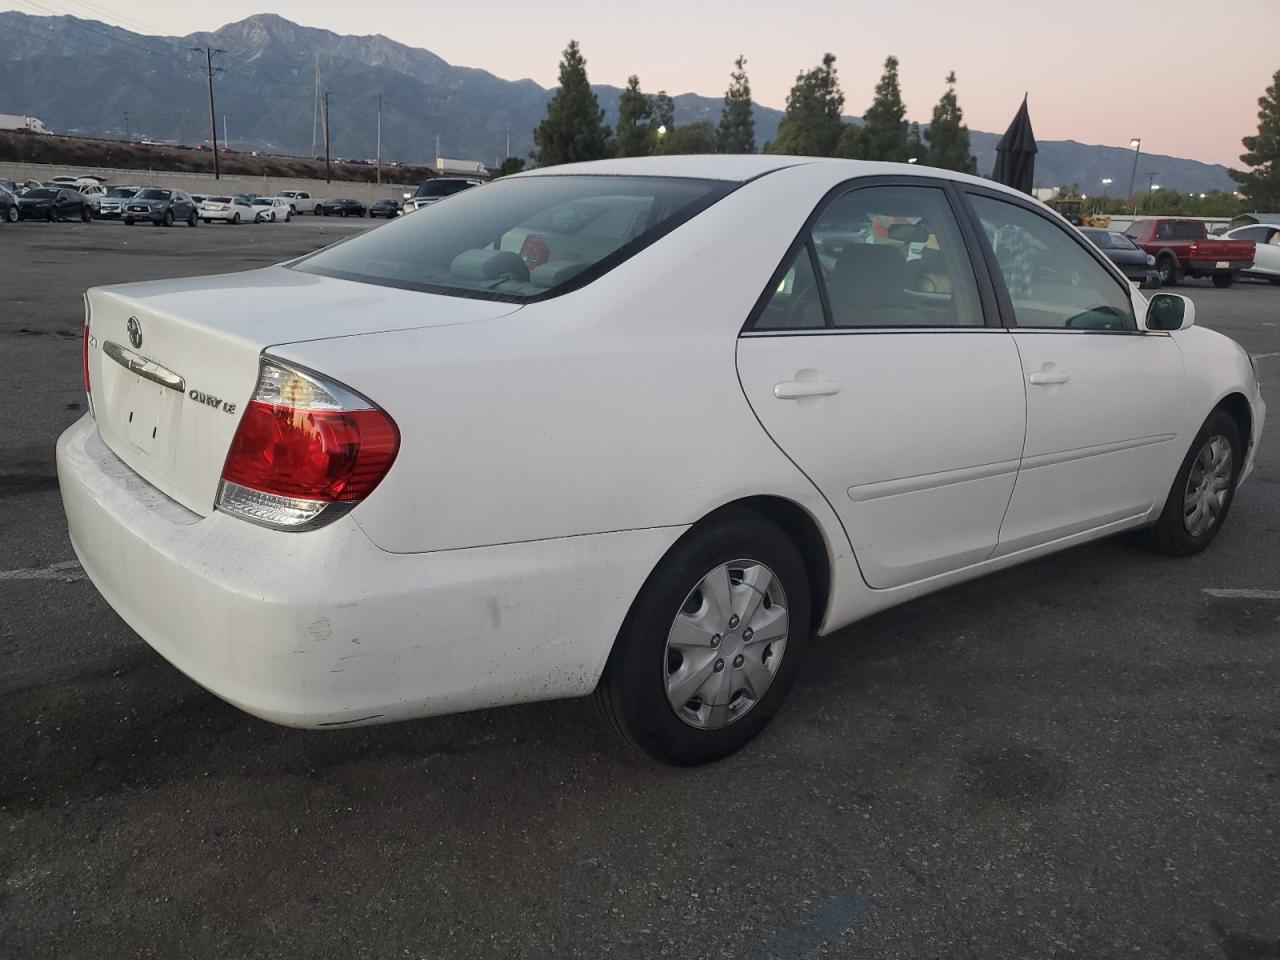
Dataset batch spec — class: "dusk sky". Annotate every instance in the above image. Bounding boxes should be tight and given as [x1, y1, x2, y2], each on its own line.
[6, 0, 1278, 167]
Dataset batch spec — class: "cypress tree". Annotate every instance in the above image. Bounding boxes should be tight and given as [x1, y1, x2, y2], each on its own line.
[718, 55, 756, 154]
[862, 55, 909, 162]
[765, 53, 844, 156]
[924, 71, 976, 173]
[615, 75, 653, 157]
[533, 40, 610, 167]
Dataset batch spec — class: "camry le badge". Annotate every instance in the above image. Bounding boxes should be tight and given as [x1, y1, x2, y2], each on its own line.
[126, 316, 143, 349]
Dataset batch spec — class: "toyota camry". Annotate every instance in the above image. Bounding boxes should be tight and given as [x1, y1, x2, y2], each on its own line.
[58, 156, 1265, 765]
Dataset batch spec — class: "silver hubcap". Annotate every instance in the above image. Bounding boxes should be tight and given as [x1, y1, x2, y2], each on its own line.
[664, 560, 789, 730]
[1183, 434, 1233, 537]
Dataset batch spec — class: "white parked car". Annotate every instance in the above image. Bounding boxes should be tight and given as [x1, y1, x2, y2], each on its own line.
[58, 157, 1265, 765]
[97, 185, 143, 219]
[251, 197, 292, 222]
[199, 195, 255, 224]
[1218, 223, 1280, 282]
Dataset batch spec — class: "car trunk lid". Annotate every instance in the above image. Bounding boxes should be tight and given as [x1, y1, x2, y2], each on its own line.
[86, 266, 521, 516]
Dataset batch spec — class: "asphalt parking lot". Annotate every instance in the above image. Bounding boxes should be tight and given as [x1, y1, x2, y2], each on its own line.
[1, 216, 1278, 959]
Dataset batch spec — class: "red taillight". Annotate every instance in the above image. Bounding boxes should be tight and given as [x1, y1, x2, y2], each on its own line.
[222, 401, 398, 503]
[216, 359, 399, 530]
[221, 205, 230, 211]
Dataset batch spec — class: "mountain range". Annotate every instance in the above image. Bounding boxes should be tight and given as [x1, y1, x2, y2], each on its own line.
[0, 11, 1237, 193]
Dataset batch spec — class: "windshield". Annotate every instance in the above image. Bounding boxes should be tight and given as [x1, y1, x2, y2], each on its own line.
[136, 189, 171, 200]
[23, 189, 56, 199]
[414, 180, 475, 199]
[107, 187, 138, 197]
[294, 175, 732, 301]
[251, 199, 272, 206]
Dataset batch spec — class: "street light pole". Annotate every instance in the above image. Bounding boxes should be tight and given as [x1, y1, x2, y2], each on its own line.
[1126, 138, 1142, 215]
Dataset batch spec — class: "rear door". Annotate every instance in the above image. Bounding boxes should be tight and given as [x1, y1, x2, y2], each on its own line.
[961, 188, 1185, 554]
[736, 178, 1027, 589]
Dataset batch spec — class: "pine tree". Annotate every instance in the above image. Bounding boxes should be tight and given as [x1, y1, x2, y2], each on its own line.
[834, 123, 866, 159]
[765, 53, 845, 156]
[906, 122, 929, 165]
[533, 40, 610, 167]
[862, 55, 909, 162]
[1229, 68, 1280, 209]
[653, 121, 719, 156]
[718, 55, 755, 154]
[615, 75, 653, 158]
[924, 71, 976, 173]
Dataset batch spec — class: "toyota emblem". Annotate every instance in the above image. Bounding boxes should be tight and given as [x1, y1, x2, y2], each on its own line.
[126, 316, 142, 349]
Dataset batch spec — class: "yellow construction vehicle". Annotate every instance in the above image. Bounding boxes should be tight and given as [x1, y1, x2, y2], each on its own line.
[1047, 194, 1111, 229]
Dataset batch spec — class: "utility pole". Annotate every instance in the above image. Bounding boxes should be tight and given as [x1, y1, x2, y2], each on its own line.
[376, 91, 382, 185]
[323, 91, 332, 183]
[192, 46, 225, 179]
[223, 114, 228, 154]
[1125, 137, 1142, 215]
[311, 56, 320, 159]
[124, 111, 131, 142]
[505, 121, 510, 159]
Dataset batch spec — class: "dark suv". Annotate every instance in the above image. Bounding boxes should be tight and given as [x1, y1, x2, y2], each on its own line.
[124, 188, 199, 227]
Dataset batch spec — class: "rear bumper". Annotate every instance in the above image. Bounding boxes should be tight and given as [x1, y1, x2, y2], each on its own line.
[56, 415, 681, 727]
[1183, 260, 1252, 275]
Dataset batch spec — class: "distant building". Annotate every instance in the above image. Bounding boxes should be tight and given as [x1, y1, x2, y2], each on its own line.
[0, 114, 51, 134]
[1231, 212, 1280, 228]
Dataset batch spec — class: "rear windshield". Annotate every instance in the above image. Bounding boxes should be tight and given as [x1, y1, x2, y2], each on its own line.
[1154, 221, 1204, 241]
[1083, 230, 1136, 250]
[293, 175, 732, 301]
[414, 180, 475, 199]
[208, 196, 231, 203]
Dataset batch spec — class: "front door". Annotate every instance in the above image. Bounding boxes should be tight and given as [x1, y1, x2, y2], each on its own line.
[736, 181, 1027, 589]
[963, 191, 1185, 554]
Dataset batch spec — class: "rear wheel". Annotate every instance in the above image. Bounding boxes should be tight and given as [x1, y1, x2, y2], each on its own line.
[80, 206, 91, 222]
[232, 213, 240, 225]
[1156, 255, 1178, 286]
[1212, 272, 1236, 288]
[594, 511, 810, 765]
[4, 206, 16, 223]
[1141, 408, 1242, 556]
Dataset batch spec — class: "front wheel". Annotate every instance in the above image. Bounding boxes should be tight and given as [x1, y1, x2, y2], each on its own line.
[123, 218, 134, 226]
[4, 206, 16, 223]
[1141, 408, 1243, 556]
[187, 211, 198, 226]
[594, 511, 810, 766]
[80, 207, 92, 222]
[1212, 272, 1236, 288]
[232, 213, 240, 225]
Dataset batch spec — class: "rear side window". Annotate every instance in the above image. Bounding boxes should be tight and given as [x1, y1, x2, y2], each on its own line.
[294, 175, 733, 301]
[1154, 221, 1203, 241]
[971, 195, 1135, 331]
[754, 184, 984, 330]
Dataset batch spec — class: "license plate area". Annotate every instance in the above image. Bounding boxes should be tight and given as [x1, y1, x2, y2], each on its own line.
[122, 377, 171, 453]
[1216, 260, 1229, 269]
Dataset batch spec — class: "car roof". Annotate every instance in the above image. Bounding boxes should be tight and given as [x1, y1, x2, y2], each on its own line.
[513, 155, 1028, 198]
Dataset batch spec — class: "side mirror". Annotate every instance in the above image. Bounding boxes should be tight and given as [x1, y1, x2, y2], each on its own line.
[1146, 293, 1195, 331]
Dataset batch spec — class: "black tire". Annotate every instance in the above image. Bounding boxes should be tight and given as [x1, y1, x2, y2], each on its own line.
[1156, 255, 1178, 286]
[340, 208, 348, 217]
[232, 213, 240, 225]
[4, 206, 16, 223]
[46, 208, 56, 222]
[1212, 272, 1236, 288]
[123, 218, 133, 226]
[285, 211, 292, 222]
[80, 206, 92, 222]
[1140, 408, 1243, 556]
[187, 211, 198, 226]
[322, 208, 329, 216]
[593, 511, 810, 765]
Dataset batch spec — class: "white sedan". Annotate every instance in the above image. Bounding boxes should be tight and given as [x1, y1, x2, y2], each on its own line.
[58, 157, 1265, 765]
[199, 195, 255, 224]
[1218, 223, 1280, 282]
[251, 197, 293, 222]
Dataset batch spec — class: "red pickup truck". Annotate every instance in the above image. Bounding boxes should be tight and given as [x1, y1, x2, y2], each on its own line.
[1123, 218, 1255, 288]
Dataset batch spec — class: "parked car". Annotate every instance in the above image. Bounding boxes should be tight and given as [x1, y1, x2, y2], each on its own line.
[123, 188, 199, 227]
[369, 198, 402, 219]
[0, 183, 18, 223]
[59, 158, 1265, 765]
[1081, 228, 1160, 289]
[199, 195, 256, 224]
[402, 177, 481, 212]
[250, 197, 292, 222]
[1216, 224, 1280, 283]
[317, 197, 366, 217]
[1123, 218, 1255, 287]
[275, 190, 321, 215]
[17, 187, 92, 221]
[97, 185, 143, 220]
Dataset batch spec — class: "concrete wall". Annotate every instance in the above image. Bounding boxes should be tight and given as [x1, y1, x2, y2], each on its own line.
[0, 160, 418, 205]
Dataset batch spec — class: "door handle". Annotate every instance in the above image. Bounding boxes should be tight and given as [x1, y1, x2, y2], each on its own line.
[774, 377, 841, 400]
[1028, 365, 1070, 386]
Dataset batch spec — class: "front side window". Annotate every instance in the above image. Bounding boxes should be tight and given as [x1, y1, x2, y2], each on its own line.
[971, 195, 1135, 331]
[754, 184, 984, 331]
[295, 175, 732, 301]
